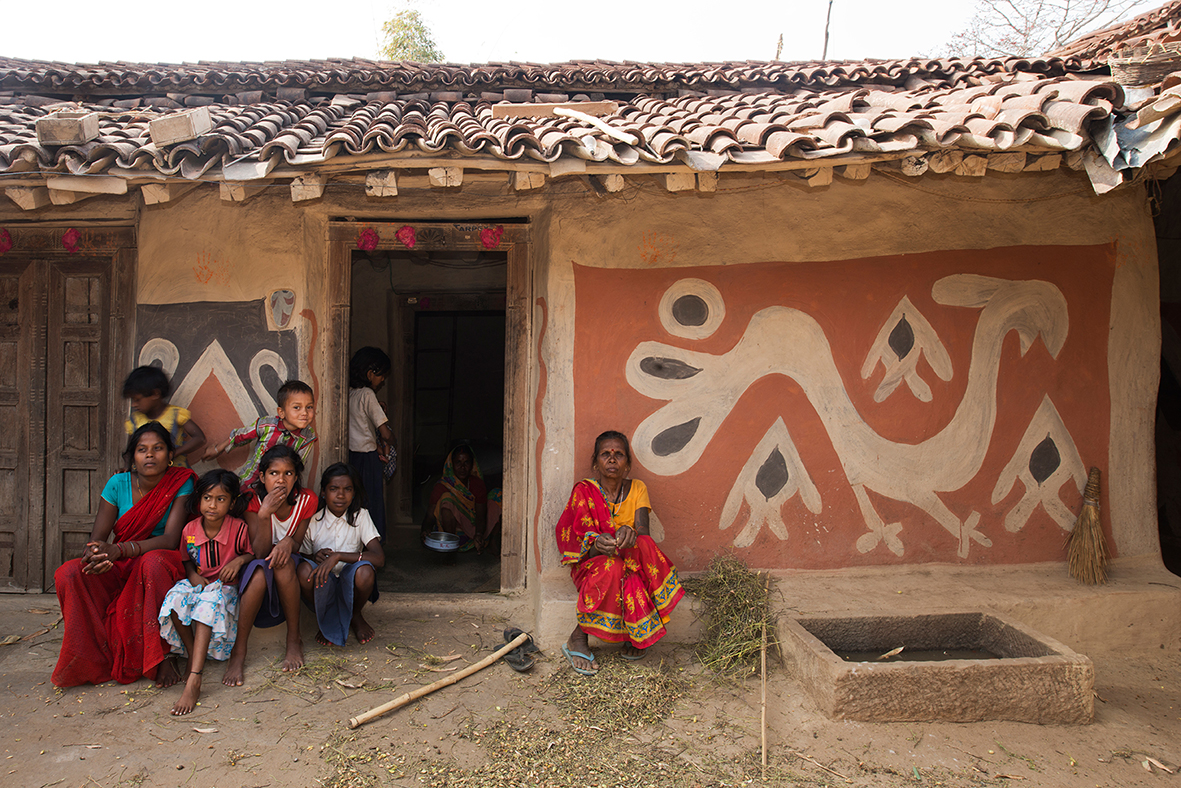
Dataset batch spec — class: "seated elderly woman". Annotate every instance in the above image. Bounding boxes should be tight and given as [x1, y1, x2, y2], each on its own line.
[555, 430, 684, 675]
[53, 422, 196, 687]
[422, 444, 502, 553]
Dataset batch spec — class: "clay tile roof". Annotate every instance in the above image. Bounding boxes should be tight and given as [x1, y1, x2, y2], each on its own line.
[1050, 0, 1181, 60]
[0, 56, 1150, 183]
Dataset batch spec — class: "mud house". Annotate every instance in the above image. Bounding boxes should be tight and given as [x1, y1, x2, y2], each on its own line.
[1, 50, 1179, 648]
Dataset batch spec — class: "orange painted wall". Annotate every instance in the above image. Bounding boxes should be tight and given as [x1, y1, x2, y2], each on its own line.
[573, 244, 1115, 571]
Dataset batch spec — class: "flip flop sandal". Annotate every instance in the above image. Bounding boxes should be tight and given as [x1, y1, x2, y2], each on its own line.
[502, 627, 541, 672]
[561, 643, 599, 676]
[620, 647, 646, 661]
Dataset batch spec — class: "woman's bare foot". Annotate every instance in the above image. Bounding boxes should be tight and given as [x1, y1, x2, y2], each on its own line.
[351, 614, 376, 645]
[171, 672, 202, 716]
[155, 656, 181, 688]
[281, 639, 304, 672]
[621, 642, 646, 660]
[222, 654, 245, 686]
[315, 630, 336, 647]
[564, 626, 598, 673]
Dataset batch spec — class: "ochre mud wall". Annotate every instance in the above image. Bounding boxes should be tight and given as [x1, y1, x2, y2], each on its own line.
[535, 170, 1159, 581]
[573, 245, 1114, 570]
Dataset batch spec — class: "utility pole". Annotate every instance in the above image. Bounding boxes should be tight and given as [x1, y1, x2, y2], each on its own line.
[775, 33, 783, 60]
[822, 0, 834, 61]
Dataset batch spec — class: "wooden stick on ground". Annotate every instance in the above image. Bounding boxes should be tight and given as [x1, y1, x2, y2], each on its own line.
[761, 573, 769, 779]
[349, 632, 530, 729]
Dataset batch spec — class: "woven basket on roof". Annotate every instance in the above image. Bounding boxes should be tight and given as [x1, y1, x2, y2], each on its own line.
[1109, 44, 1181, 86]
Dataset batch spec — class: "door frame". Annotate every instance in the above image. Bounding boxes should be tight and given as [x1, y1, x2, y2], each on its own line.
[327, 221, 531, 591]
[0, 225, 135, 591]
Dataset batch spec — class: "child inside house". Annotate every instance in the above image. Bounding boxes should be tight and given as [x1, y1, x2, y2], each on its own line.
[222, 446, 317, 685]
[298, 463, 384, 646]
[203, 379, 317, 487]
[348, 347, 396, 542]
[158, 469, 252, 715]
[123, 365, 207, 468]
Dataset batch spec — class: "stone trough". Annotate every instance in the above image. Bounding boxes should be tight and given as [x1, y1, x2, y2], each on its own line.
[783, 611, 1093, 723]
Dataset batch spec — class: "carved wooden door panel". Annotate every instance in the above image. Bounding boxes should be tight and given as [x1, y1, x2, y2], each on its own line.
[43, 260, 112, 589]
[0, 259, 46, 591]
[0, 256, 113, 591]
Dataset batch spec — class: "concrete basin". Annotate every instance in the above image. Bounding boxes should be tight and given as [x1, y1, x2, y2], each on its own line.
[783, 611, 1094, 723]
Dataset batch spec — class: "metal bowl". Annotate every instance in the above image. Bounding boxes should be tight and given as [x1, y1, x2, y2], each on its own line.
[424, 531, 460, 552]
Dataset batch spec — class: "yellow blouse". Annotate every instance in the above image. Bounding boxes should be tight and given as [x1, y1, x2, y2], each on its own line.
[609, 478, 651, 528]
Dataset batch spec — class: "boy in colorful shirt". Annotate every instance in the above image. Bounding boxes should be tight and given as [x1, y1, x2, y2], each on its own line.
[203, 380, 317, 486]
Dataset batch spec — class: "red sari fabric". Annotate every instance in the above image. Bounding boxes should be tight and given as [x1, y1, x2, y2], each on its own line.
[52, 466, 195, 687]
[555, 480, 684, 648]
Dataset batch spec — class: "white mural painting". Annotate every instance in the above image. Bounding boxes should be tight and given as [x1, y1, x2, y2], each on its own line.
[139, 340, 289, 426]
[860, 296, 953, 402]
[627, 274, 1084, 558]
[719, 417, 821, 548]
[991, 395, 1087, 533]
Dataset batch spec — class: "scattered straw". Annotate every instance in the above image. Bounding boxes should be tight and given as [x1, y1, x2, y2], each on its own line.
[539, 655, 688, 732]
[682, 554, 778, 675]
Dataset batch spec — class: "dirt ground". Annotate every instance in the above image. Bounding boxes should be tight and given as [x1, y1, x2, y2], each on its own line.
[1, 591, 1179, 788]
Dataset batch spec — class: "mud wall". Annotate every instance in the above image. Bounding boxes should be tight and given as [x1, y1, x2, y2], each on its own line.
[535, 169, 1159, 579]
[135, 186, 323, 476]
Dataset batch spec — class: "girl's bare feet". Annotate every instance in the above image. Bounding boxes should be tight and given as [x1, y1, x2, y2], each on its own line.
[171, 671, 202, 716]
[281, 639, 304, 672]
[315, 630, 337, 647]
[351, 613, 376, 645]
[155, 656, 182, 688]
[222, 654, 245, 686]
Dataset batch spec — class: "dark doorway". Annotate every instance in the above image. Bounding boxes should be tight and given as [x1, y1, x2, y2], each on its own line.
[349, 248, 507, 593]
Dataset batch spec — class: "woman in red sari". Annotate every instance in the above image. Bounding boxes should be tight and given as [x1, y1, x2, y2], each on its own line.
[556, 430, 684, 675]
[53, 422, 196, 687]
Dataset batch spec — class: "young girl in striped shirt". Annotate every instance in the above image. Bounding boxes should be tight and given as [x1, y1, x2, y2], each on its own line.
[159, 469, 253, 716]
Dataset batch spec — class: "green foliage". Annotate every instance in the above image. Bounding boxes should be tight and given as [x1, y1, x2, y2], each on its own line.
[380, 9, 445, 63]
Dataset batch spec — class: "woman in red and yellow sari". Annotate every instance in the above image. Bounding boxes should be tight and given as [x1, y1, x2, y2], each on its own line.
[556, 430, 684, 675]
[53, 422, 196, 687]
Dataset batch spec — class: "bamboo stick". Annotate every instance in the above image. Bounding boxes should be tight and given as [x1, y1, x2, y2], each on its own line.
[349, 632, 530, 729]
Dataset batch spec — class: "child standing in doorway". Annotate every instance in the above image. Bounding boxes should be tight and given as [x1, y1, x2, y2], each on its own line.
[203, 380, 317, 487]
[123, 366, 207, 468]
[158, 469, 252, 715]
[348, 347, 395, 542]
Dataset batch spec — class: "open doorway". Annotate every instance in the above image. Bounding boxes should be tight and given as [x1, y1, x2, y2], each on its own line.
[350, 247, 507, 593]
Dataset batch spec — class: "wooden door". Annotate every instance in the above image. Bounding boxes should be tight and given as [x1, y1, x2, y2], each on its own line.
[44, 259, 113, 587]
[0, 259, 46, 590]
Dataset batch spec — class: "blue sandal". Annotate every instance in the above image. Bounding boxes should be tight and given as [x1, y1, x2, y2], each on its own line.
[561, 643, 599, 676]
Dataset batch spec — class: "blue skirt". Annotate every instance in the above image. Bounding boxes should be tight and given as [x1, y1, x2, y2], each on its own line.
[313, 560, 379, 646]
[239, 555, 304, 629]
[350, 450, 386, 541]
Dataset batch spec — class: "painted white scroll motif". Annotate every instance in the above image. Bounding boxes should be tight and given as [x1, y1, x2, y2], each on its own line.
[719, 418, 821, 548]
[628, 274, 1071, 558]
[991, 395, 1086, 532]
[860, 296, 952, 402]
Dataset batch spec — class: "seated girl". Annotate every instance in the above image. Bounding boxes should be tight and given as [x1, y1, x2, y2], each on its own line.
[158, 470, 252, 715]
[224, 446, 317, 685]
[298, 463, 384, 646]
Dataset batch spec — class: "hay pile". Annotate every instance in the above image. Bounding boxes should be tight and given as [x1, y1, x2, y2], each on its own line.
[683, 554, 777, 674]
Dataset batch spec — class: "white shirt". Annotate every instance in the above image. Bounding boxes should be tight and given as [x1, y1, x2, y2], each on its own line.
[348, 387, 388, 453]
[302, 508, 381, 575]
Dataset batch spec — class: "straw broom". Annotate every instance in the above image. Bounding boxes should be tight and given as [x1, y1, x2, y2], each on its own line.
[1067, 467, 1107, 585]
